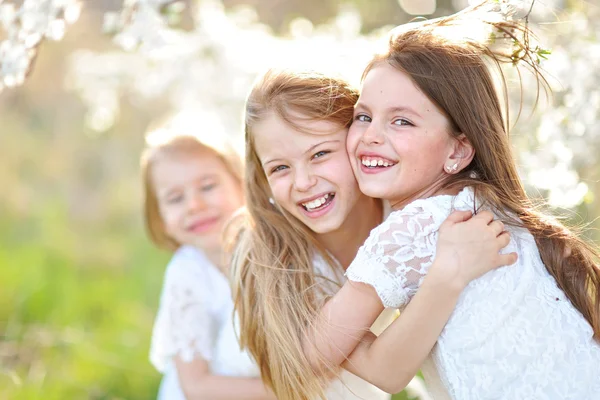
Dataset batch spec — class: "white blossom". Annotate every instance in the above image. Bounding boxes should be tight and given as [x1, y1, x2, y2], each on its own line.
[64, 0, 600, 209]
[0, 0, 81, 91]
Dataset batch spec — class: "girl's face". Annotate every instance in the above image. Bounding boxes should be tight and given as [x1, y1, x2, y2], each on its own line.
[151, 148, 243, 252]
[347, 64, 460, 209]
[253, 113, 362, 235]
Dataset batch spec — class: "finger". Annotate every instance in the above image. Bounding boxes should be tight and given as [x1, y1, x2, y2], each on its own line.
[444, 210, 474, 224]
[473, 210, 494, 225]
[497, 252, 518, 267]
[488, 220, 505, 236]
[496, 231, 511, 249]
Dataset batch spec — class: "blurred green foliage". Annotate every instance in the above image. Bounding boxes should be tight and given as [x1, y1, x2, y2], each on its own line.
[0, 209, 170, 399]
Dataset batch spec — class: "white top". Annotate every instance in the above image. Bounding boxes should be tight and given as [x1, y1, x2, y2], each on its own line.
[346, 187, 600, 400]
[150, 245, 390, 400]
[149, 246, 259, 400]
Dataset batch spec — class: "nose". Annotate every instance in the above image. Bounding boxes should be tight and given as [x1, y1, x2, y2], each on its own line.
[293, 166, 317, 192]
[187, 193, 207, 212]
[362, 121, 384, 145]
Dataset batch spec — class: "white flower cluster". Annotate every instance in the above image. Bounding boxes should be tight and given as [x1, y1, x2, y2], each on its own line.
[66, 0, 380, 138]
[103, 0, 185, 54]
[64, 0, 599, 209]
[510, 2, 600, 208]
[0, 0, 80, 91]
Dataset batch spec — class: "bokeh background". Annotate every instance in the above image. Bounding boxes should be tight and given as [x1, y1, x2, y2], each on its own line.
[1, 0, 599, 399]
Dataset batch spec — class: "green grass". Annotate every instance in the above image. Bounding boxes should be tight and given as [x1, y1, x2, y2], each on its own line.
[0, 212, 418, 399]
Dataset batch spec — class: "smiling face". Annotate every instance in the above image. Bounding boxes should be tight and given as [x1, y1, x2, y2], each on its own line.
[253, 112, 363, 235]
[347, 63, 465, 209]
[150, 147, 243, 252]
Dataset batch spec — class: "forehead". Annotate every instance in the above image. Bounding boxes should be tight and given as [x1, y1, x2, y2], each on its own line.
[360, 64, 429, 107]
[151, 148, 225, 184]
[252, 113, 347, 160]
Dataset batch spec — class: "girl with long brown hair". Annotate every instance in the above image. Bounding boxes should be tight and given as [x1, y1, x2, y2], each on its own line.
[230, 64, 516, 399]
[295, 2, 600, 399]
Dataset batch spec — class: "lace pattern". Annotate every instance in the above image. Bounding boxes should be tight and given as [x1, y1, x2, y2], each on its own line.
[150, 246, 222, 372]
[346, 187, 600, 399]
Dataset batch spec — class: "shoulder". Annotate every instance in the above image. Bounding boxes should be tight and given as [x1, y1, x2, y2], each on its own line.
[163, 246, 213, 289]
[384, 187, 476, 229]
[364, 189, 476, 248]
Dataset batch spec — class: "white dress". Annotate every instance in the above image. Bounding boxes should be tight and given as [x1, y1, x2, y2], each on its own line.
[345, 187, 600, 400]
[149, 246, 259, 400]
[150, 245, 390, 400]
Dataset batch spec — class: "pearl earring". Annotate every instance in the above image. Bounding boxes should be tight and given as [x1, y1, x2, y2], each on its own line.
[446, 163, 458, 173]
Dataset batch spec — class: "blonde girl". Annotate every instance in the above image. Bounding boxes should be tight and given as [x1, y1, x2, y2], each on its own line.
[230, 68, 516, 400]
[142, 113, 275, 400]
[300, 2, 600, 399]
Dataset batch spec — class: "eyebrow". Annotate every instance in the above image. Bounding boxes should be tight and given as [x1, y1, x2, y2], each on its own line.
[157, 174, 218, 196]
[262, 139, 341, 167]
[355, 102, 422, 119]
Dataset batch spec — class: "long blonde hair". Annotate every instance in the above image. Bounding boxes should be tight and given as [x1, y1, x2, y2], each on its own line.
[366, 0, 600, 339]
[141, 113, 243, 251]
[229, 69, 359, 400]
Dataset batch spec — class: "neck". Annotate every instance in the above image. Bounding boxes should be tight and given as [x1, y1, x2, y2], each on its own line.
[390, 180, 461, 210]
[317, 195, 383, 270]
[198, 246, 228, 275]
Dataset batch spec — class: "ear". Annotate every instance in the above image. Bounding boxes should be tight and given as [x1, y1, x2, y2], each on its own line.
[444, 134, 474, 174]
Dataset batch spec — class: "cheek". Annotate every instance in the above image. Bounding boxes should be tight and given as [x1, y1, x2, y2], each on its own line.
[266, 178, 289, 204]
[346, 126, 361, 154]
[159, 205, 181, 233]
[207, 186, 242, 215]
[319, 155, 358, 188]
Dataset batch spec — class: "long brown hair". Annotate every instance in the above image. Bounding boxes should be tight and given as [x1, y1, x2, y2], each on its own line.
[229, 69, 359, 400]
[366, 1, 600, 339]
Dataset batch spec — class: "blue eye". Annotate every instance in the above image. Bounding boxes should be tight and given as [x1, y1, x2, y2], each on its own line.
[393, 118, 413, 126]
[271, 165, 288, 173]
[200, 183, 217, 192]
[166, 195, 184, 204]
[355, 114, 371, 123]
[313, 150, 330, 159]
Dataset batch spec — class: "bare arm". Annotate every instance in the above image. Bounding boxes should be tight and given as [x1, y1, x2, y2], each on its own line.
[303, 210, 517, 391]
[175, 357, 276, 400]
[341, 267, 463, 393]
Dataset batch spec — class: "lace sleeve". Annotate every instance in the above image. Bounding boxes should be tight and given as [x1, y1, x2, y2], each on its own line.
[150, 255, 216, 372]
[346, 205, 438, 309]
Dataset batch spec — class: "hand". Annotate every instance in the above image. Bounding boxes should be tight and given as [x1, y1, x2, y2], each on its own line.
[431, 210, 518, 290]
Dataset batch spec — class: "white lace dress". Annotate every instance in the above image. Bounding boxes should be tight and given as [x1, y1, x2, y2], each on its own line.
[149, 246, 259, 400]
[346, 187, 600, 400]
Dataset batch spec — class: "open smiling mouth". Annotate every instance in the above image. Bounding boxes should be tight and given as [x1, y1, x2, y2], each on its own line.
[361, 156, 397, 169]
[301, 193, 335, 212]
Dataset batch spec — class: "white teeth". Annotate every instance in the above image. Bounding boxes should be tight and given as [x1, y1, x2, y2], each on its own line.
[303, 193, 331, 211]
[361, 156, 395, 168]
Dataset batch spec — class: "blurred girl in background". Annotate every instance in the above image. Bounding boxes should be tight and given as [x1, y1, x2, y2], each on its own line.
[141, 113, 275, 400]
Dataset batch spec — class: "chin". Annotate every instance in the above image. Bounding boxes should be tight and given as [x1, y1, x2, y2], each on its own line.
[357, 183, 390, 199]
[305, 218, 343, 235]
[192, 235, 221, 252]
